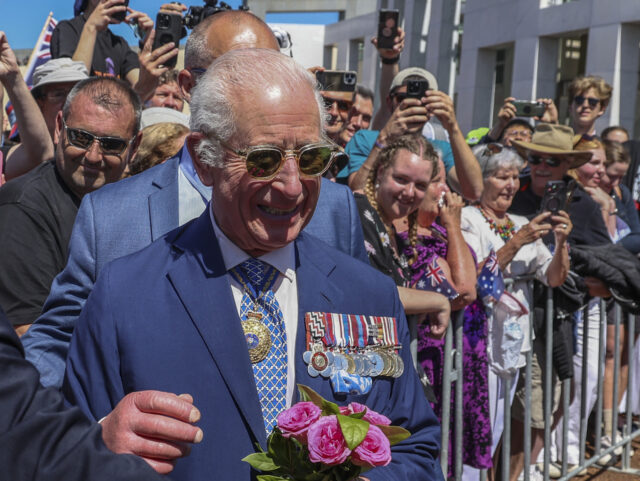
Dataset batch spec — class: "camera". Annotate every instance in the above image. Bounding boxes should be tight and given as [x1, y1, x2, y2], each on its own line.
[377, 9, 399, 49]
[512, 100, 545, 118]
[112, 0, 129, 23]
[184, 0, 245, 30]
[539, 180, 576, 215]
[406, 79, 429, 99]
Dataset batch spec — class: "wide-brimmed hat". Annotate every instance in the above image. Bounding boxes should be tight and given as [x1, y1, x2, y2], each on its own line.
[31, 58, 89, 96]
[511, 123, 592, 168]
[390, 67, 438, 93]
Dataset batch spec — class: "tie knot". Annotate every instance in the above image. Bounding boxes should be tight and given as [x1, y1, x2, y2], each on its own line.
[239, 258, 267, 286]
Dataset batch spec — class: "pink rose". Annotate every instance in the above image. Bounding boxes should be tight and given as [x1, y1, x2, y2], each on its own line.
[344, 402, 392, 426]
[351, 424, 391, 467]
[306, 415, 351, 466]
[277, 402, 322, 443]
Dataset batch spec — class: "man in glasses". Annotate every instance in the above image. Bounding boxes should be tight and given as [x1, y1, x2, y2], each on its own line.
[337, 84, 374, 147]
[506, 123, 612, 481]
[338, 67, 483, 201]
[64, 47, 443, 481]
[568, 75, 612, 137]
[0, 76, 141, 334]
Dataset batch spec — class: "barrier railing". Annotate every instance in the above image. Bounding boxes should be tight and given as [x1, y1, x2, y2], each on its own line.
[409, 279, 640, 480]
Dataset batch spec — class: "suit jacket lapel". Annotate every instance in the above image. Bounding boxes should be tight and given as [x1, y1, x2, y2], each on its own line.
[167, 212, 266, 445]
[149, 155, 180, 241]
[293, 234, 341, 401]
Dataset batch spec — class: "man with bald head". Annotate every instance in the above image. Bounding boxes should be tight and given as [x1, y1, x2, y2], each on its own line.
[22, 10, 367, 387]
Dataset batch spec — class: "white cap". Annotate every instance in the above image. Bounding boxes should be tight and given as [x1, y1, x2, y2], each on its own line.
[32, 58, 89, 95]
[141, 107, 190, 129]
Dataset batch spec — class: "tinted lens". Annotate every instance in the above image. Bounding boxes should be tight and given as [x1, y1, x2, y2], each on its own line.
[528, 154, 561, 167]
[298, 146, 333, 176]
[98, 137, 128, 154]
[245, 148, 282, 178]
[67, 127, 95, 149]
[336, 101, 350, 113]
[574, 95, 600, 108]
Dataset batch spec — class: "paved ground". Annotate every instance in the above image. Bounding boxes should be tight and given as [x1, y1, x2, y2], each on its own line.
[575, 431, 640, 480]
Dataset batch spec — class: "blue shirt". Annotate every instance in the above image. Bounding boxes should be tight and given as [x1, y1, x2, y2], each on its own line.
[337, 129, 455, 179]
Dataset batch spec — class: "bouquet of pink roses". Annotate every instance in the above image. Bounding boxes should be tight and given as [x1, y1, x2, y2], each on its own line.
[243, 385, 410, 481]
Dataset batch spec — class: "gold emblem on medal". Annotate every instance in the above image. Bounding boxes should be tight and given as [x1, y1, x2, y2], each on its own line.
[243, 312, 271, 363]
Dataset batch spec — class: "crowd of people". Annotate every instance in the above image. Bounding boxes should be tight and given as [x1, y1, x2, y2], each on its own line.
[1, 1, 640, 481]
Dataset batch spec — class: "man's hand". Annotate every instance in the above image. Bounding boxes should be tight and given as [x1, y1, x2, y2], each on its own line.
[134, 30, 179, 102]
[423, 90, 459, 133]
[126, 8, 155, 39]
[535, 98, 558, 124]
[378, 98, 428, 144]
[371, 26, 405, 60]
[101, 390, 203, 474]
[0, 31, 20, 83]
[160, 2, 188, 14]
[86, 0, 128, 31]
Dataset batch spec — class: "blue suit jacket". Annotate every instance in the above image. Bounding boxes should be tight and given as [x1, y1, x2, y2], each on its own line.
[63, 211, 443, 481]
[22, 151, 368, 387]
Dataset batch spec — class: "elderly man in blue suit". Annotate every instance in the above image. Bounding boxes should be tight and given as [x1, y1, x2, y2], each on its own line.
[64, 48, 443, 480]
[22, 10, 367, 389]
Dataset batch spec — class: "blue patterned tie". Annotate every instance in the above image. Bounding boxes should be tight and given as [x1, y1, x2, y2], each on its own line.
[231, 258, 288, 435]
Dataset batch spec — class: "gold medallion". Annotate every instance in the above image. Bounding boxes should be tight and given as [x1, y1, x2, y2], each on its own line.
[345, 353, 357, 374]
[243, 312, 271, 363]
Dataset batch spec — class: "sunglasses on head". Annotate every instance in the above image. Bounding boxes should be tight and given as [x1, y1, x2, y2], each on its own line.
[219, 138, 347, 180]
[527, 154, 563, 167]
[63, 120, 133, 155]
[573, 95, 600, 108]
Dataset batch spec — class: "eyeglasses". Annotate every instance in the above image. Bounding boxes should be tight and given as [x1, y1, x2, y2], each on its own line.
[219, 138, 347, 180]
[573, 95, 600, 108]
[527, 154, 563, 168]
[322, 97, 351, 114]
[63, 120, 134, 156]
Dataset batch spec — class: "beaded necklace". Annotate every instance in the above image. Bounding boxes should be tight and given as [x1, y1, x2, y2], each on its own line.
[479, 207, 515, 241]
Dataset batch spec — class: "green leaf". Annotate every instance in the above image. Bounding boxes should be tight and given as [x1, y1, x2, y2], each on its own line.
[337, 413, 370, 450]
[242, 452, 279, 472]
[377, 425, 411, 446]
[321, 399, 340, 416]
[256, 475, 290, 481]
[297, 384, 325, 407]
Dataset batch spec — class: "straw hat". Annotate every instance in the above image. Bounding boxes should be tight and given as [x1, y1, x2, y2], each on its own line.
[511, 123, 592, 168]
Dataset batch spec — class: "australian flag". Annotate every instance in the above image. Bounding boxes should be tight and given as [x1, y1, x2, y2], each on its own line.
[415, 258, 459, 300]
[5, 13, 57, 140]
[477, 249, 505, 303]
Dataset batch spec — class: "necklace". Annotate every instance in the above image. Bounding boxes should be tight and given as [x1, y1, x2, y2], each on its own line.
[479, 207, 515, 241]
[229, 265, 278, 364]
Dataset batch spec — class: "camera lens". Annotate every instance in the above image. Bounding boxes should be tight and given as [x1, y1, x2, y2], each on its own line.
[523, 105, 532, 114]
[158, 14, 170, 29]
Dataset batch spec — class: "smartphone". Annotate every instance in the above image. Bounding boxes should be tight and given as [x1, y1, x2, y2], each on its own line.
[112, 0, 130, 23]
[406, 79, 429, 99]
[377, 9, 399, 49]
[152, 12, 183, 68]
[315, 70, 357, 92]
[513, 100, 545, 118]
[539, 180, 568, 215]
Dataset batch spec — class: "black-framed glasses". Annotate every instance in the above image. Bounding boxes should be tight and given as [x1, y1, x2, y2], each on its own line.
[573, 95, 600, 108]
[527, 154, 563, 167]
[219, 137, 346, 180]
[63, 120, 134, 156]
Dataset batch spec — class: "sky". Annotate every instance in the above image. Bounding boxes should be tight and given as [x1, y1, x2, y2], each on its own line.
[2, 0, 339, 50]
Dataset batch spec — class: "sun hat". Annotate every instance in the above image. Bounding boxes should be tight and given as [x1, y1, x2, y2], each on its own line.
[389, 67, 438, 93]
[511, 123, 592, 168]
[141, 107, 190, 129]
[31, 58, 89, 96]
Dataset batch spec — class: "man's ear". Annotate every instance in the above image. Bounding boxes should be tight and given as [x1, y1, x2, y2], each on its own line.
[178, 69, 194, 104]
[53, 111, 64, 145]
[186, 132, 215, 186]
[127, 131, 143, 163]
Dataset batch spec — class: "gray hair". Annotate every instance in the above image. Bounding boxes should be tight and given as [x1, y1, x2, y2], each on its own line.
[189, 48, 326, 167]
[63, 76, 142, 136]
[184, 15, 216, 69]
[472, 143, 525, 180]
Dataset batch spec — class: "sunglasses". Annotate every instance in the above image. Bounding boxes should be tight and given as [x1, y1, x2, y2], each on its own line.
[322, 97, 351, 114]
[220, 138, 347, 180]
[573, 95, 600, 108]
[63, 120, 134, 156]
[527, 154, 563, 167]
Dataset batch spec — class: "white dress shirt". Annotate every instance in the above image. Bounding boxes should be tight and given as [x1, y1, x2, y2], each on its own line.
[209, 206, 299, 407]
[178, 148, 211, 225]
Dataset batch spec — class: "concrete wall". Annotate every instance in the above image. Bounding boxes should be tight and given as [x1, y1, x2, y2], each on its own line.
[269, 23, 326, 69]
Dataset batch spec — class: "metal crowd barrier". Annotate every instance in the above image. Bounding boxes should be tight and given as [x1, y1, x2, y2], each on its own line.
[409, 279, 640, 480]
